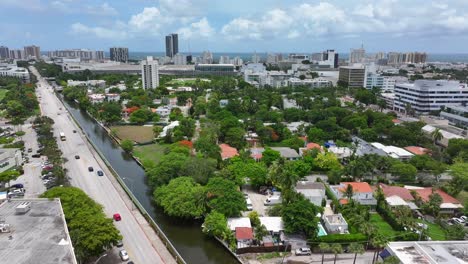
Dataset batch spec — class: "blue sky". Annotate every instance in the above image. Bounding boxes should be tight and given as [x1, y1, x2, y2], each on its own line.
[1, 0, 468, 53]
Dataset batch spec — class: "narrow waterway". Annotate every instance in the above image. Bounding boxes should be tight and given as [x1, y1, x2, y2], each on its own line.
[63, 100, 238, 264]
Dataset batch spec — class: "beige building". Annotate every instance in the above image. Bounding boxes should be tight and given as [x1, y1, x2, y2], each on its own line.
[338, 66, 365, 88]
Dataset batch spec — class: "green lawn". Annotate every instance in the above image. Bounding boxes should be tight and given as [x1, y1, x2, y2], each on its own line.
[370, 213, 398, 237]
[0, 89, 8, 101]
[133, 143, 168, 167]
[111, 126, 154, 144]
[418, 220, 446, 241]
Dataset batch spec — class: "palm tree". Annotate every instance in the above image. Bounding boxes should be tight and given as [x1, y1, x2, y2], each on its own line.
[331, 243, 343, 264]
[371, 234, 388, 264]
[430, 128, 443, 145]
[358, 222, 376, 250]
[349, 242, 365, 264]
[319, 242, 330, 264]
[344, 184, 354, 200]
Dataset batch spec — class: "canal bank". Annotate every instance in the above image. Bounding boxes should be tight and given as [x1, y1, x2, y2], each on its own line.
[61, 99, 239, 264]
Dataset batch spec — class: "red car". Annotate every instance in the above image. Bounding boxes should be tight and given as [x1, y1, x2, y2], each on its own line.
[113, 213, 121, 221]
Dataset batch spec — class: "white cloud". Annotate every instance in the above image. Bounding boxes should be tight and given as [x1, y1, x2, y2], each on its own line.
[70, 23, 128, 40]
[177, 17, 214, 39]
[85, 3, 118, 16]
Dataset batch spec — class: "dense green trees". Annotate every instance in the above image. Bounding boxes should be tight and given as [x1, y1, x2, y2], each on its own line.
[120, 139, 134, 153]
[205, 177, 246, 217]
[222, 157, 268, 186]
[41, 187, 121, 262]
[282, 196, 320, 238]
[444, 162, 468, 196]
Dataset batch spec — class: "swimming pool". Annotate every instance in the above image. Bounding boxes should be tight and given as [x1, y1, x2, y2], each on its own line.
[318, 223, 328, 236]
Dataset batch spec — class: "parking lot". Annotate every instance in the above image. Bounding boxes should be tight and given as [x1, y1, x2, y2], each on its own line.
[242, 185, 270, 216]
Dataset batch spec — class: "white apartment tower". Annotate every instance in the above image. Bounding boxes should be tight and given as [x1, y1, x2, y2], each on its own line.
[350, 44, 365, 64]
[173, 53, 187, 65]
[141, 56, 159, 89]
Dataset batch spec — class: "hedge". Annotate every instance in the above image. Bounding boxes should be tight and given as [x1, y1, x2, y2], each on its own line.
[316, 233, 367, 243]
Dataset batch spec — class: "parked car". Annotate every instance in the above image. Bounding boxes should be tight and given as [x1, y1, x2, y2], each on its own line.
[11, 183, 24, 189]
[295, 248, 312, 256]
[116, 240, 124, 248]
[97, 170, 104, 176]
[27, 148, 32, 153]
[246, 198, 253, 211]
[88, 166, 94, 172]
[460, 216, 468, 222]
[31, 154, 41, 158]
[452, 218, 464, 225]
[264, 196, 282, 206]
[113, 213, 121, 221]
[73, 130, 77, 133]
[74, 155, 80, 159]
[9, 189, 25, 197]
[119, 250, 129, 261]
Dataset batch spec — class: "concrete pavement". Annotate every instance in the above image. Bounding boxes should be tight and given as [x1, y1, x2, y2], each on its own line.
[30, 67, 176, 264]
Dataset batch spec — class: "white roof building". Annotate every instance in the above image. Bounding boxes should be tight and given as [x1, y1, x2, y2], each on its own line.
[371, 142, 414, 160]
[88, 93, 105, 104]
[385, 241, 468, 264]
[0, 64, 30, 83]
[328, 146, 353, 159]
[227, 217, 251, 231]
[160, 121, 179, 138]
[259, 217, 284, 233]
[422, 125, 463, 147]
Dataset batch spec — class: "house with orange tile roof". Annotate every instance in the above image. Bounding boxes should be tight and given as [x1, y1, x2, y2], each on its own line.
[235, 227, 253, 245]
[331, 182, 377, 206]
[411, 188, 463, 214]
[220, 143, 238, 160]
[404, 146, 430, 156]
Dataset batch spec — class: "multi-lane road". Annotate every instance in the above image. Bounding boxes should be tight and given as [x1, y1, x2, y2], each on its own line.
[30, 67, 175, 264]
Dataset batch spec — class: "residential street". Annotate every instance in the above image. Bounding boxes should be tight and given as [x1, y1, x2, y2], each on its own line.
[30, 67, 176, 264]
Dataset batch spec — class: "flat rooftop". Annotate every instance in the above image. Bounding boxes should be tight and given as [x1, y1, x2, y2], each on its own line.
[387, 241, 468, 264]
[0, 199, 77, 264]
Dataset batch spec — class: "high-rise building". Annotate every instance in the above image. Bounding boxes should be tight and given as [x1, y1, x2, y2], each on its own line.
[219, 55, 230, 64]
[202, 51, 213, 64]
[338, 66, 365, 88]
[394, 80, 468, 114]
[165, 33, 179, 58]
[323, 49, 339, 68]
[252, 53, 260, 63]
[350, 44, 365, 64]
[267, 53, 280, 64]
[110, 47, 129, 63]
[48, 49, 104, 61]
[387, 52, 427, 65]
[9, 49, 24, 60]
[0, 46, 10, 59]
[230, 56, 243, 66]
[24, 45, 40, 60]
[141, 56, 159, 89]
[173, 53, 187, 65]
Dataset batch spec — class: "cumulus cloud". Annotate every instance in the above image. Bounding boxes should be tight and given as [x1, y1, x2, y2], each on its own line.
[220, 0, 468, 41]
[177, 17, 214, 39]
[70, 23, 128, 40]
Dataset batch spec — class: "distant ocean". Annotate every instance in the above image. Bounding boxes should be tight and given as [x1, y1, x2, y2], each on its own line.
[121, 52, 468, 63]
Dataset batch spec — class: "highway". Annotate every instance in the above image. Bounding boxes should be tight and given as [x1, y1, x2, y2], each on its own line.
[30, 67, 174, 264]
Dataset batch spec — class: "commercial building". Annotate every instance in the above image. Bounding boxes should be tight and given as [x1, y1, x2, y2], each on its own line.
[350, 45, 365, 63]
[109, 47, 129, 63]
[252, 53, 260, 63]
[165, 33, 179, 58]
[48, 49, 104, 61]
[0, 199, 77, 264]
[67, 80, 105, 88]
[384, 241, 468, 264]
[338, 66, 365, 88]
[394, 80, 468, 114]
[141, 56, 159, 89]
[364, 72, 396, 92]
[201, 51, 213, 64]
[195, 64, 235, 75]
[267, 53, 281, 64]
[0, 148, 22, 173]
[288, 54, 309, 63]
[288, 77, 332, 88]
[440, 105, 468, 128]
[0, 64, 30, 83]
[0, 46, 9, 59]
[23, 45, 40, 60]
[219, 55, 230, 64]
[421, 125, 463, 147]
[173, 53, 187, 65]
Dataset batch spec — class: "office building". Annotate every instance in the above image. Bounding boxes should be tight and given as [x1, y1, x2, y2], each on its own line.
[9, 49, 24, 60]
[394, 80, 468, 114]
[364, 65, 396, 91]
[165, 33, 179, 58]
[230, 56, 243, 66]
[110, 47, 128, 63]
[440, 105, 468, 128]
[48, 49, 104, 61]
[252, 53, 260, 63]
[23, 45, 40, 60]
[312, 50, 339, 68]
[0, 46, 9, 59]
[201, 51, 213, 64]
[338, 66, 365, 88]
[385, 241, 468, 264]
[374, 52, 386, 60]
[0, 64, 30, 83]
[288, 53, 309, 63]
[267, 53, 280, 64]
[0, 199, 77, 264]
[173, 53, 187, 65]
[219, 55, 230, 64]
[350, 45, 365, 63]
[141, 56, 159, 89]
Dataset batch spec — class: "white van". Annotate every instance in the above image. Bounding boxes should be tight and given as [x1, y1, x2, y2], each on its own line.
[264, 196, 282, 206]
[246, 198, 253, 211]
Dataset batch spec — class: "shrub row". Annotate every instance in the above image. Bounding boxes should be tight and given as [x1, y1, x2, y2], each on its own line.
[316, 233, 367, 243]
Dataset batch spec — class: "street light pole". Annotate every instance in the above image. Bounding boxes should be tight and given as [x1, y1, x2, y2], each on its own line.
[94, 253, 107, 264]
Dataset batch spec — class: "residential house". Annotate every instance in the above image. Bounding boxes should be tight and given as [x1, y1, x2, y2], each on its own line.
[219, 99, 229, 107]
[88, 93, 105, 104]
[331, 182, 377, 206]
[328, 146, 353, 159]
[371, 143, 414, 161]
[235, 227, 254, 248]
[295, 181, 326, 206]
[322, 214, 348, 234]
[105, 93, 120, 102]
[219, 143, 238, 160]
[155, 106, 172, 118]
[299, 142, 322, 156]
[421, 125, 463, 147]
[377, 183, 418, 210]
[404, 146, 430, 156]
[259, 217, 284, 235]
[411, 188, 463, 214]
[250, 147, 300, 161]
[227, 217, 251, 231]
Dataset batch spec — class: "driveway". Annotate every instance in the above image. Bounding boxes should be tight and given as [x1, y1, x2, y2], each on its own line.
[242, 185, 269, 216]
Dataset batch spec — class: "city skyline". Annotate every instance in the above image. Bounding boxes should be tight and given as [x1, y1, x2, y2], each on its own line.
[2, 0, 468, 53]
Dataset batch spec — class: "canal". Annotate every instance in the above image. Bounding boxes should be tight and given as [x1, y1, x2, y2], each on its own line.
[63, 100, 238, 264]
